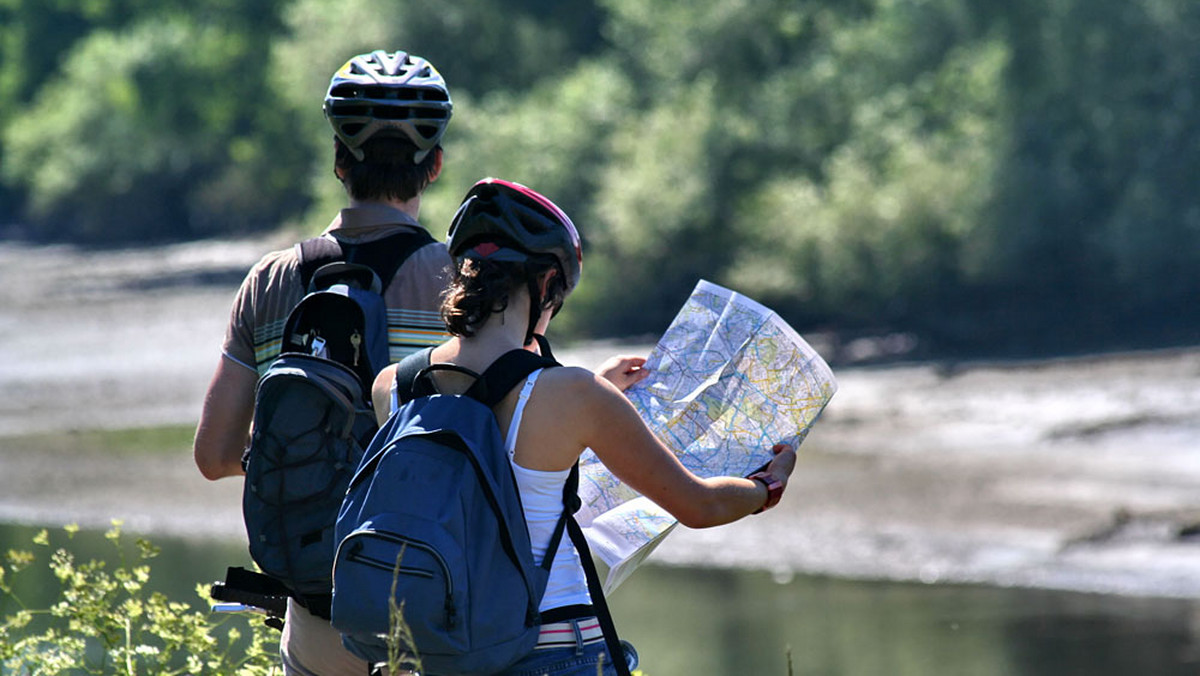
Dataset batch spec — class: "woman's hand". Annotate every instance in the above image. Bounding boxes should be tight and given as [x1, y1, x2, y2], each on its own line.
[764, 443, 797, 488]
[597, 355, 650, 392]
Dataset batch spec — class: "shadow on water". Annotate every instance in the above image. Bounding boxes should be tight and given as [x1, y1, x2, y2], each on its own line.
[3, 523, 1200, 675]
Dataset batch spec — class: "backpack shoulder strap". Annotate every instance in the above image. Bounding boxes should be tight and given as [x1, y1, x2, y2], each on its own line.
[395, 341, 560, 408]
[564, 465, 632, 676]
[393, 347, 435, 404]
[345, 229, 436, 293]
[296, 236, 342, 291]
[467, 349, 560, 408]
[297, 228, 436, 292]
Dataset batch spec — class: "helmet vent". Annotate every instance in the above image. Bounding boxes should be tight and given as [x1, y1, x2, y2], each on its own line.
[330, 84, 451, 104]
[324, 50, 453, 152]
[371, 107, 448, 122]
[333, 105, 370, 118]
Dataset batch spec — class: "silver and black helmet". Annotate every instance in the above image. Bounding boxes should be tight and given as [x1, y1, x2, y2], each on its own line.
[323, 50, 453, 163]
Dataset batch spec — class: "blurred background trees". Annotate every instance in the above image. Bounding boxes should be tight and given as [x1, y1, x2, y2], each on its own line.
[2, 0, 1197, 356]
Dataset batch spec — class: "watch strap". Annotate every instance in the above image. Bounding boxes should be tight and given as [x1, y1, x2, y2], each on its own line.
[749, 471, 784, 514]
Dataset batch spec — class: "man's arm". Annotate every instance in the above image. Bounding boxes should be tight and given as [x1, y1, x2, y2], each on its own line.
[193, 355, 257, 480]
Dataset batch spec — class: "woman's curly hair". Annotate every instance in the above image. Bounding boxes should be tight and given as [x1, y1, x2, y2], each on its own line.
[441, 254, 567, 338]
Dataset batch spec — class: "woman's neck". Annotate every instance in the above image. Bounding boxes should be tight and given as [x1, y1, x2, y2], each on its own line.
[435, 293, 535, 371]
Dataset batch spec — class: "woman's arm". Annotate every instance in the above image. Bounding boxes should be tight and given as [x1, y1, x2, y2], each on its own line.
[371, 364, 398, 426]
[567, 371, 796, 528]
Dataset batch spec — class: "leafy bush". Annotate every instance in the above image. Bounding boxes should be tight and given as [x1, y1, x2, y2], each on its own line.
[0, 522, 278, 675]
[1, 522, 650, 675]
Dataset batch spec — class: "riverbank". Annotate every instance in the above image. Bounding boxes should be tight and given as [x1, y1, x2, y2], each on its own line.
[1, 239, 1199, 600]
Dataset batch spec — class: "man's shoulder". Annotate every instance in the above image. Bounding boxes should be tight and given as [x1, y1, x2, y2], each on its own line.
[382, 238, 451, 314]
[255, 244, 301, 266]
[404, 237, 451, 264]
[243, 246, 301, 287]
[332, 223, 447, 261]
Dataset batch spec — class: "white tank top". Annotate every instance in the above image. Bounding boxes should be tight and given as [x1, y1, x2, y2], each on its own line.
[505, 369, 592, 611]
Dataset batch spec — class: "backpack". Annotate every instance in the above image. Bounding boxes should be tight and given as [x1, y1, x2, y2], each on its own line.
[241, 229, 433, 619]
[331, 347, 568, 675]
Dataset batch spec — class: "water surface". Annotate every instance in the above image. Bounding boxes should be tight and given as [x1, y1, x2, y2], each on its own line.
[3, 523, 1197, 675]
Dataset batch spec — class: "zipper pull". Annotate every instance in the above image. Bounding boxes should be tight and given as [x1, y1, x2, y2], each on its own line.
[311, 333, 328, 358]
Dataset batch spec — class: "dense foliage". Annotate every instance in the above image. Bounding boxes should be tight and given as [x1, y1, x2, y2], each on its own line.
[0, 523, 278, 674]
[2, 0, 1197, 355]
[0, 523, 652, 675]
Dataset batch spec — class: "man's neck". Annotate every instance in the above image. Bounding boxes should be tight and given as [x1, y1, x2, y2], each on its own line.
[348, 195, 421, 220]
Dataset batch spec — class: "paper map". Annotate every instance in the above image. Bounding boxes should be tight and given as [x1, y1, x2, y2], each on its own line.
[577, 280, 838, 591]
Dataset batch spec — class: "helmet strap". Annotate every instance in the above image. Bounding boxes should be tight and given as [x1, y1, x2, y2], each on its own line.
[524, 274, 542, 347]
[532, 333, 556, 361]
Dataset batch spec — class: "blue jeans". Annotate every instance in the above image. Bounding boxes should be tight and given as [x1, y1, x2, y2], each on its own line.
[493, 641, 619, 676]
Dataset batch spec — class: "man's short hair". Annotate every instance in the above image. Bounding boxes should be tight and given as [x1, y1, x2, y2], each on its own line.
[335, 136, 440, 202]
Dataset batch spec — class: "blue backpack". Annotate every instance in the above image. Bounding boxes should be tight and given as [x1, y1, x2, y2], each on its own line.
[241, 231, 432, 619]
[331, 347, 569, 674]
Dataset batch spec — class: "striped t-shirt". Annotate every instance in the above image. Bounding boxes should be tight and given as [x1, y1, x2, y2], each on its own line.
[222, 204, 452, 376]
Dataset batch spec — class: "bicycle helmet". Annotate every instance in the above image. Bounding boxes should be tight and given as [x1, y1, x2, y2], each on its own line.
[323, 50, 453, 163]
[447, 178, 582, 295]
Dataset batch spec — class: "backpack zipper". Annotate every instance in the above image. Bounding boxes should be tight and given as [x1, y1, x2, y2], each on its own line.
[340, 529, 457, 629]
[345, 541, 435, 579]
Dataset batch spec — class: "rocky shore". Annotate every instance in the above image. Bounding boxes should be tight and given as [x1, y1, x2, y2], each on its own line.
[2, 239, 1198, 599]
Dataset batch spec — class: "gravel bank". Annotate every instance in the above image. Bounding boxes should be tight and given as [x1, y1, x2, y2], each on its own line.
[2, 239, 1198, 599]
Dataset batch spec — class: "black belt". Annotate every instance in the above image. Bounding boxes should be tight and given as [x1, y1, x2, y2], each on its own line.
[540, 604, 595, 624]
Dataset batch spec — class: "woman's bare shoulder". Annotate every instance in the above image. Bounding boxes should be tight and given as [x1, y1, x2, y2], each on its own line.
[534, 364, 632, 416]
[539, 364, 609, 392]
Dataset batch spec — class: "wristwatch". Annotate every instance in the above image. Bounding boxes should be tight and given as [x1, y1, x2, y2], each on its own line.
[748, 471, 784, 514]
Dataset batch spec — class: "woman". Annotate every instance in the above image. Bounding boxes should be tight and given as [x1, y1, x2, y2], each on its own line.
[373, 178, 796, 675]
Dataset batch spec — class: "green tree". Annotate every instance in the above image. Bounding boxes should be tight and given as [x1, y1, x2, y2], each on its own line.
[1, 2, 302, 243]
[975, 0, 1200, 350]
[563, 0, 1007, 341]
[272, 0, 611, 238]
[2, 0, 1197, 352]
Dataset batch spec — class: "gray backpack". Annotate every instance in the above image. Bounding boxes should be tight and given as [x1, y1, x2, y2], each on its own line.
[241, 230, 431, 619]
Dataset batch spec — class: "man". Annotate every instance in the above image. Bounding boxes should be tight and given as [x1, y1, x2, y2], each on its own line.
[193, 49, 453, 675]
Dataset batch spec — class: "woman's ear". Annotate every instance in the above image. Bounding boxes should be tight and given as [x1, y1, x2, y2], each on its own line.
[538, 268, 559, 304]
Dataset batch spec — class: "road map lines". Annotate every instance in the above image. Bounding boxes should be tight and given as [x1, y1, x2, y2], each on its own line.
[578, 280, 837, 591]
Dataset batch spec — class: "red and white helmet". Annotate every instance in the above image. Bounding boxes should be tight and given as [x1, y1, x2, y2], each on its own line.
[447, 178, 582, 295]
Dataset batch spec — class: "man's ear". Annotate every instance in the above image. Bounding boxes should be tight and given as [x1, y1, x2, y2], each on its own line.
[333, 138, 347, 181]
[429, 147, 444, 183]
